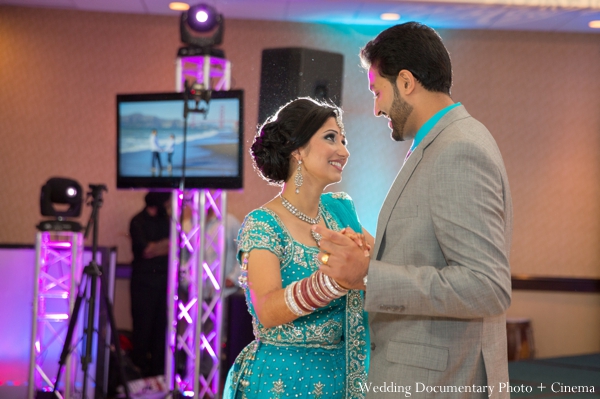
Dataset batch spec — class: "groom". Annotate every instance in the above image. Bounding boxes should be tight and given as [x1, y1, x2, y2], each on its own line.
[314, 22, 513, 398]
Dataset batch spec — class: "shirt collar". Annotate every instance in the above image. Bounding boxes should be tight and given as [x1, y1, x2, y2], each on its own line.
[409, 102, 461, 152]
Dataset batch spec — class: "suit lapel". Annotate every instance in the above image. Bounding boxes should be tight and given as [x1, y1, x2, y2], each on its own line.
[372, 148, 422, 257]
[372, 105, 471, 258]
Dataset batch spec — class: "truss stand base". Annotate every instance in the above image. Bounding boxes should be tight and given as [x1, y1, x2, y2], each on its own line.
[37, 219, 82, 232]
[177, 46, 225, 58]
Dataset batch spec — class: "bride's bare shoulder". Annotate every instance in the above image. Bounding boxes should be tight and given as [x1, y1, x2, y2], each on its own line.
[261, 196, 283, 214]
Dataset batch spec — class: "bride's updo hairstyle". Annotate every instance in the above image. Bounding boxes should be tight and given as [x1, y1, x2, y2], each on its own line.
[251, 97, 342, 185]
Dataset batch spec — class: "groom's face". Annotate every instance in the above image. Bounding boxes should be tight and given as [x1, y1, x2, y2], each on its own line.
[368, 66, 414, 142]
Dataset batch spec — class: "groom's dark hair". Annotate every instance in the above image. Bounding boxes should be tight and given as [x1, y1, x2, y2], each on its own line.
[360, 21, 453, 95]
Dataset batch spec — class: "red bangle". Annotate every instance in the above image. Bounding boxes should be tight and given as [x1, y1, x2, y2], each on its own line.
[316, 271, 336, 299]
[307, 274, 330, 307]
[293, 279, 313, 313]
[300, 278, 320, 309]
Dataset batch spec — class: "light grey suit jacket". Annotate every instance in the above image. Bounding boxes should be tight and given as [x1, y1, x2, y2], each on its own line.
[364, 105, 512, 399]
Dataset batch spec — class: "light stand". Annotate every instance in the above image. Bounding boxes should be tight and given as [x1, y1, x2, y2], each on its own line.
[181, 80, 211, 194]
[52, 185, 131, 399]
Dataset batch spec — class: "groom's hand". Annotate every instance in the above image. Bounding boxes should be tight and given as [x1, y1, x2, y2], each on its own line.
[340, 227, 372, 255]
[313, 225, 369, 290]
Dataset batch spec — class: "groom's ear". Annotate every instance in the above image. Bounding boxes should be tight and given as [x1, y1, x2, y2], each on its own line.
[397, 70, 416, 95]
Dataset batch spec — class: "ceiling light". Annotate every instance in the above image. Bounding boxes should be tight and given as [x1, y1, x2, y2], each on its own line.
[169, 2, 190, 11]
[380, 13, 400, 21]
[589, 20, 600, 29]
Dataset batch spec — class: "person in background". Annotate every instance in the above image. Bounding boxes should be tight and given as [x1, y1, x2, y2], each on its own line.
[129, 191, 171, 377]
[149, 129, 163, 174]
[165, 134, 176, 173]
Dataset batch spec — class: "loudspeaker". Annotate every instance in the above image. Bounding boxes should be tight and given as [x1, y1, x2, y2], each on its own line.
[258, 47, 344, 125]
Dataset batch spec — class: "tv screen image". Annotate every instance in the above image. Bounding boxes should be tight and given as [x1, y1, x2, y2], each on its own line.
[117, 90, 244, 189]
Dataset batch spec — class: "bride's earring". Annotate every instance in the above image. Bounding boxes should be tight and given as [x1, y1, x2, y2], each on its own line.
[295, 160, 303, 194]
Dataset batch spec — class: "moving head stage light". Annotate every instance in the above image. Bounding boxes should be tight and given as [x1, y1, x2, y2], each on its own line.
[38, 177, 83, 232]
[179, 3, 224, 57]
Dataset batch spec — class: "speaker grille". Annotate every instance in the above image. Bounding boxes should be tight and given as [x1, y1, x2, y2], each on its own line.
[258, 47, 344, 125]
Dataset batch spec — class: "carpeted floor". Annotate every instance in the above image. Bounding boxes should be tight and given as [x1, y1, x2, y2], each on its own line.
[508, 353, 600, 398]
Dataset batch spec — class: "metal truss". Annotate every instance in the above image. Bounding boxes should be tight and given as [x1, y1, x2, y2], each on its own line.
[28, 231, 83, 399]
[166, 54, 231, 398]
[166, 190, 227, 398]
[176, 55, 231, 92]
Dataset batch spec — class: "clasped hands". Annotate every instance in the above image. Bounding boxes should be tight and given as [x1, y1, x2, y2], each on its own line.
[313, 225, 371, 290]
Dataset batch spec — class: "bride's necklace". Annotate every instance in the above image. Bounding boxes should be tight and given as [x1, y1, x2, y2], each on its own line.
[280, 195, 323, 244]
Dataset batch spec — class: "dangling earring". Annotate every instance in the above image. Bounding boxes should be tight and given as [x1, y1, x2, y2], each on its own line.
[295, 160, 303, 194]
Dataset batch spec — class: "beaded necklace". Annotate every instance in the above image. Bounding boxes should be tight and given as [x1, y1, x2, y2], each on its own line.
[280, 195, 323, 244]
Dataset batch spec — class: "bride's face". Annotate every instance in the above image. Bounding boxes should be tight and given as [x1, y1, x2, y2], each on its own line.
[296, 117, 349, 187]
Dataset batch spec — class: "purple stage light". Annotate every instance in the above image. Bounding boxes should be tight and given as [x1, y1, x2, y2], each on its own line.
[39, 177, 83, 219]
[195, 10, 208, 23]
[178, 3, 224, 54]
[186, 4, 219, 33]
[46, 241, 72, 248]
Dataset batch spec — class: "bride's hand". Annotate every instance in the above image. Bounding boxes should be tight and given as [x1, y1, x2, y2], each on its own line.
[340, 227, 371, 257]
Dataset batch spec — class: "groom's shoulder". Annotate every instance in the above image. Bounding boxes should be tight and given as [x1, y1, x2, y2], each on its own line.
[438, 111, 494, 149]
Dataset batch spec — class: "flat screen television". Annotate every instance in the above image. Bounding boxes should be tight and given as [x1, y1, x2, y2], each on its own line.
[116, 90, 244, 190]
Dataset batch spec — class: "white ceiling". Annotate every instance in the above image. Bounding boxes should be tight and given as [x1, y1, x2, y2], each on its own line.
[1, 0, 600, 33]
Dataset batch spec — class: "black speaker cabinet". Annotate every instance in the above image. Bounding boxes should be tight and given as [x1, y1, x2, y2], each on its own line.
[258, 47, 344, 125]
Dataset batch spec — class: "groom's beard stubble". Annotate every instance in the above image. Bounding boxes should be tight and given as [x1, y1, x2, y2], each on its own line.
[390, 86, 413, 142]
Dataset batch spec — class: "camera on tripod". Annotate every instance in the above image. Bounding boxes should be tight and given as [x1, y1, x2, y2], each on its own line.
[88, 183, 108, 199]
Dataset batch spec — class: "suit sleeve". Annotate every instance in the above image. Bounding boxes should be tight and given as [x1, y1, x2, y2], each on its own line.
[364, 140, 511, 318]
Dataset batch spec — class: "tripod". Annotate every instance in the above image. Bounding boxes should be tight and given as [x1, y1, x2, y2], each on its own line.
[53, 184, 131, 399]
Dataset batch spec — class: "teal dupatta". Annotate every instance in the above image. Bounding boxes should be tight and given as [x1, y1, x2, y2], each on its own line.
[322, 193, 370, 398]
